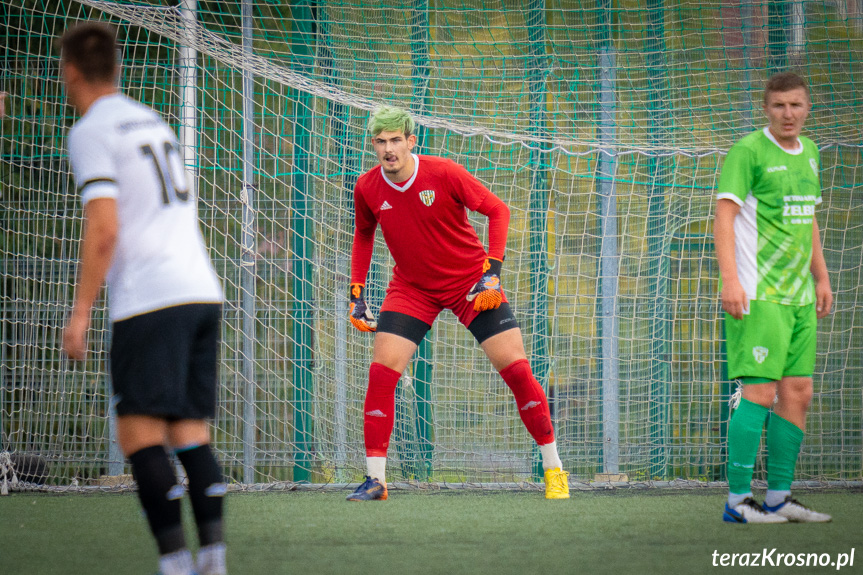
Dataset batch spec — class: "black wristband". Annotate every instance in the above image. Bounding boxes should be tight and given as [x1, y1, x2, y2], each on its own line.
[486, 258, 502, 276]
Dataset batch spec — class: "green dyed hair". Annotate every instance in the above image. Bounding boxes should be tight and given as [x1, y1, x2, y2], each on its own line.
[367, 105, 415, 137]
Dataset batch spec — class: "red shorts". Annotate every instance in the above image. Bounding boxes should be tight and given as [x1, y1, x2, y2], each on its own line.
[379, 274, 509, 328]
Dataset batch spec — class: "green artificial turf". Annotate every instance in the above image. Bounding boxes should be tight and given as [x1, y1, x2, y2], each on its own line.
[2, 489, 861, 575]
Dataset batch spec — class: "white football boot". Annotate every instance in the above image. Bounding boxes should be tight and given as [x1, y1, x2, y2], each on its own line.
[723, 497, 789, 524]
[763, 496, 832, 523]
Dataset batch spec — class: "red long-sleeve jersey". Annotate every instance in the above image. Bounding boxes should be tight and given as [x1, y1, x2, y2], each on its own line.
[351, 154, 509, 293]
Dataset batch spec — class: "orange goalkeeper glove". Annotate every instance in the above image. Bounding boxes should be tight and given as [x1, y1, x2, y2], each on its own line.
[466, 258, 503, 312]
[349, 283, 377, 332]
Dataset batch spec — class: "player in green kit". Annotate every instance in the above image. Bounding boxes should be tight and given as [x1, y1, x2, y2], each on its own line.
[715, 72, 833, 524]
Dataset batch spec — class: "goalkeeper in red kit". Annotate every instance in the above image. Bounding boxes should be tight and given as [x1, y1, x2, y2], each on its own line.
[346, 106, 569, 501]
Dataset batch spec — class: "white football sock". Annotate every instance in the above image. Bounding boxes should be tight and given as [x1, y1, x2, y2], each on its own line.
[196, 542, 227, 575]
[539, 441, 563, 471]
[728, 492, 753, 507]
[765, 489, 791, 507]
[159, 549, 195, 575]
[367, 456, 387, 484]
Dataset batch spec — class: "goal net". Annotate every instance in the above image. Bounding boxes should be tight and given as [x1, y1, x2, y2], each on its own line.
[1, 0, 862, 490]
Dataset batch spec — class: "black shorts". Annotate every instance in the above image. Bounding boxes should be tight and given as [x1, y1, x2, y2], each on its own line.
[377, 302, 519, 345]
[110, 303, 222, 419]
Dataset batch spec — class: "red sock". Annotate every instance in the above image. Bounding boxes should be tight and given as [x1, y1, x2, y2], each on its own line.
[363, 362, 401, 457]
[499, 359, 555, 445]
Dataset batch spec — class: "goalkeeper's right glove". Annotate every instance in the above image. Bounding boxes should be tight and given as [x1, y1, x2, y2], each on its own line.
[349, 283, 377, 332]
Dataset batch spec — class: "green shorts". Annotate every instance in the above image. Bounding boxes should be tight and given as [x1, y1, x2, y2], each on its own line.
[724, 300, 816, 381]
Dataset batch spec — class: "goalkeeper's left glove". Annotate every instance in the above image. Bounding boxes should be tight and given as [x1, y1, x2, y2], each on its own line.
[466, 257, 503, 312]
[349, 283, 377, 332]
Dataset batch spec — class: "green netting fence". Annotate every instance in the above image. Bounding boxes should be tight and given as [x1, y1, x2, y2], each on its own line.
[1, 0, 862, 489]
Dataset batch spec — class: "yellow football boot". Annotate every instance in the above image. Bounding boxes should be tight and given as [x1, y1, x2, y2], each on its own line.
[544, 467, 570, 499]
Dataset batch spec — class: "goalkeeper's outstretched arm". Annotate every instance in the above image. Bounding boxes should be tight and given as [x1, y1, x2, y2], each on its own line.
[465, 193, 510, 311]
[349, 190, 378, 332]
[474, 192, 510, 262]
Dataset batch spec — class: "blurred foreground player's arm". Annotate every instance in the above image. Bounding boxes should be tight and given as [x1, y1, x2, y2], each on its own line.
[63, 197, 118, 359]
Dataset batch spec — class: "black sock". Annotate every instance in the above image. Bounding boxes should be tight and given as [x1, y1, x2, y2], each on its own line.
[176, 443, 226, 546]
[128, 445, 186, 555]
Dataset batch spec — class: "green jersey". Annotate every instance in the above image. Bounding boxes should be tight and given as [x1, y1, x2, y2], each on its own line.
[716, 127, 821, 306]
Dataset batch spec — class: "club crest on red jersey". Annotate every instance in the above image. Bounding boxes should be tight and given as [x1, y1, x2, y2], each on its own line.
[419, 189, 435, 207]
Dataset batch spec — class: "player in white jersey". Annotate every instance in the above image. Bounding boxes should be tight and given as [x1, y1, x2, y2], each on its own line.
[715, 72, 833, 524]
[60, 23, 227, 575]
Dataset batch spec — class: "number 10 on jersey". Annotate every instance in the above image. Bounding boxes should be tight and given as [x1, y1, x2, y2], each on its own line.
[139, 140, 190, 205]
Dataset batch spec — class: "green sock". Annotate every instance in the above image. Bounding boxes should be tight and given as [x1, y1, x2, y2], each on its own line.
[727, 398, 770, 495]
[766, 412, 804, 492]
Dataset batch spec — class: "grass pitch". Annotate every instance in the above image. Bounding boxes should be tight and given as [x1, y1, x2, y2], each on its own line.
[2, 488, 861, 575]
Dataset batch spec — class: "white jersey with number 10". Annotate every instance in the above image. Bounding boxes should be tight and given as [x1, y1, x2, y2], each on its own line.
[68, 94, 223, 322]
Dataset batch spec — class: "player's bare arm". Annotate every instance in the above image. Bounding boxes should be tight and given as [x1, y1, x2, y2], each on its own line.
[63, 197, 118, 359]
[714, 198, 747, 320]
[811, 217, 833, 319]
